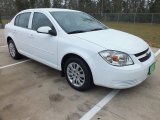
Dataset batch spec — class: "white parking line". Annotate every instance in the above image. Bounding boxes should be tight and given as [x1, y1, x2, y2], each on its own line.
[0, 45, 7, 48]
[0, 59, 31, 69]
[155, 49, 160, 57]
[80, 90, 120, 120]
[80, 48, 160, 120]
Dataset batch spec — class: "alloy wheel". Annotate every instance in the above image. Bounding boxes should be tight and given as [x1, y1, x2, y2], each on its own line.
[9, 43, 16, 57]
[67, 62, 85, 87]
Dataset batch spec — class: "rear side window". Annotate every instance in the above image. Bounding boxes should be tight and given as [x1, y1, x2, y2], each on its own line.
[32, 12, 53, 31]
[14, 12, 31, 28]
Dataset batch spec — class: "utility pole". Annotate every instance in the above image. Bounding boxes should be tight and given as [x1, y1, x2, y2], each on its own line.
[101, 0, 103, 15]
[0, 12, 4, 28]
[0, 13, 2, 24]
[134, 1, 140, 24]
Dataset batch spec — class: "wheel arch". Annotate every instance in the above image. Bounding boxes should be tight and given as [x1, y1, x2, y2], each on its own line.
[60, 53, 93, 78]
[7, 36, 13, 44]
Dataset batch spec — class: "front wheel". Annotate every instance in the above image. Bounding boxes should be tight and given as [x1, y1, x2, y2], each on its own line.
[64, 57, 94, 91]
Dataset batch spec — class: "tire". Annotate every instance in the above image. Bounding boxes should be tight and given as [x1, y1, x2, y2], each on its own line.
[64, 57, 94, 91]
[8, 40, 21, 59]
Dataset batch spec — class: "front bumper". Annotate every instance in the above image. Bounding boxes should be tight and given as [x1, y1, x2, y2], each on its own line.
[90, 50, 155, 89]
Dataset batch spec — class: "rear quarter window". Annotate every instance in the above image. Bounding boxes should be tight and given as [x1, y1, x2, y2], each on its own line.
[14, 15, 20, 26]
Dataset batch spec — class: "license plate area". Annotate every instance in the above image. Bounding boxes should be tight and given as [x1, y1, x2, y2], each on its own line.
[148, 62, 156, 75]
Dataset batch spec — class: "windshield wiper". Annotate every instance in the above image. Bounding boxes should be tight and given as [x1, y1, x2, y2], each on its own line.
[68, 30, 87, 34]
[89, 28, 105, 32]
[68, 28, 105, 34]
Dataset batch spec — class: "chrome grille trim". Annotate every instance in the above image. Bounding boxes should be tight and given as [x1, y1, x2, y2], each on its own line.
[135, 48, 151, 62]
[135, 48, 149, 57]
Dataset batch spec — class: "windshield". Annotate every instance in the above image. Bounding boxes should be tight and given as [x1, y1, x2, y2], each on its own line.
[50, 11, 107, 34]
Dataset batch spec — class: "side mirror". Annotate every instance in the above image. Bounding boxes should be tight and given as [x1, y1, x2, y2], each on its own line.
[37, 26, 57, 36]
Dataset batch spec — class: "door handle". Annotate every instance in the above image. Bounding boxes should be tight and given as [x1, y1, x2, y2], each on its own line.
[29, 34, 34, 39]
[13, 30, 16, 33]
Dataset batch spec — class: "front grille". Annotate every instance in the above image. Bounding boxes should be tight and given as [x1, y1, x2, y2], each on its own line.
[135, 48, 149, 57]
[135, 48, 151, 62]
[139, 52, 151, 62]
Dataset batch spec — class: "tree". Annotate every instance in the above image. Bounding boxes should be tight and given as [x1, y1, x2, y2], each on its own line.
[78, 0, 92, 12]
[111, 0, 123, 13]
[150, 0, 160, 13]
[52, 0, 62, 8]
[138, 0, 146, 13]
[68, 0, 79, 9]
[103, 0, 112, 13]
[29, 0, 36, 8]
[0, 0, 16, 15]
[15, 0, 29, 11]
[44, 0, 50, 7]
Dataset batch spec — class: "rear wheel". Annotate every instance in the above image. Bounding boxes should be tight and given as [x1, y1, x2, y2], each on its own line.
[64, 57, 94, 91]
[8, 40, 21, 59]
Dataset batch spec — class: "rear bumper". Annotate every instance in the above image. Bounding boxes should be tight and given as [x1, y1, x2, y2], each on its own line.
[90, 51, 155, 89]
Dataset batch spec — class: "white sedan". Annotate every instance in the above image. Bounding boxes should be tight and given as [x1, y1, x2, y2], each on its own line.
[5, 8, 155, 91]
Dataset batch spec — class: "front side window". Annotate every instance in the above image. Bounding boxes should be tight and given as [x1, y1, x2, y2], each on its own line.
[15, 12, 31, 28]
[32, 12, 53, 31]
[50, 11, 107, 34]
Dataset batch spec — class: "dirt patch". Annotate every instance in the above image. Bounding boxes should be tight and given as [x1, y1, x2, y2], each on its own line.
[77, 101, 91, 112]
[68, 95, 80, 101]
[38, 84, 43, 88]
[58, 85, 69, 91]
[53, 78, 64, 83]
[2, 104, 13, 111]
[49, 93, 64, 102]
[67, 112, 81, 120]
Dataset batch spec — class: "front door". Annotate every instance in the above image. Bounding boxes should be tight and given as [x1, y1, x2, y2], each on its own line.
[27, 12, 58, 68]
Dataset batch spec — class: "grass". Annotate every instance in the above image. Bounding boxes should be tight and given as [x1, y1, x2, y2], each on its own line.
[1, 19, 10, 24]
[103, 22, 160, 48]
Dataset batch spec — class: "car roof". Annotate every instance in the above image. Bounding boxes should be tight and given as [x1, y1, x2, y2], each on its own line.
[21, 8, 80, 13]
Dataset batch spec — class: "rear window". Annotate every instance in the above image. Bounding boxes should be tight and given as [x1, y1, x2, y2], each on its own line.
[14, 12, 31, 28]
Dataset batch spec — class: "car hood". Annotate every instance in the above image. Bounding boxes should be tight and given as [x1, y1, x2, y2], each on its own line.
[72, 29, 148, 54]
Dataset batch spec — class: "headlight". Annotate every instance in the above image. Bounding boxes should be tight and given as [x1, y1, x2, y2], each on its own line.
[99, 50, 134, 66]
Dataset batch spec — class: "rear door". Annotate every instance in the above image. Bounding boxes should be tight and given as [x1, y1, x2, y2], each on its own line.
[14, 12, 31, 52]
